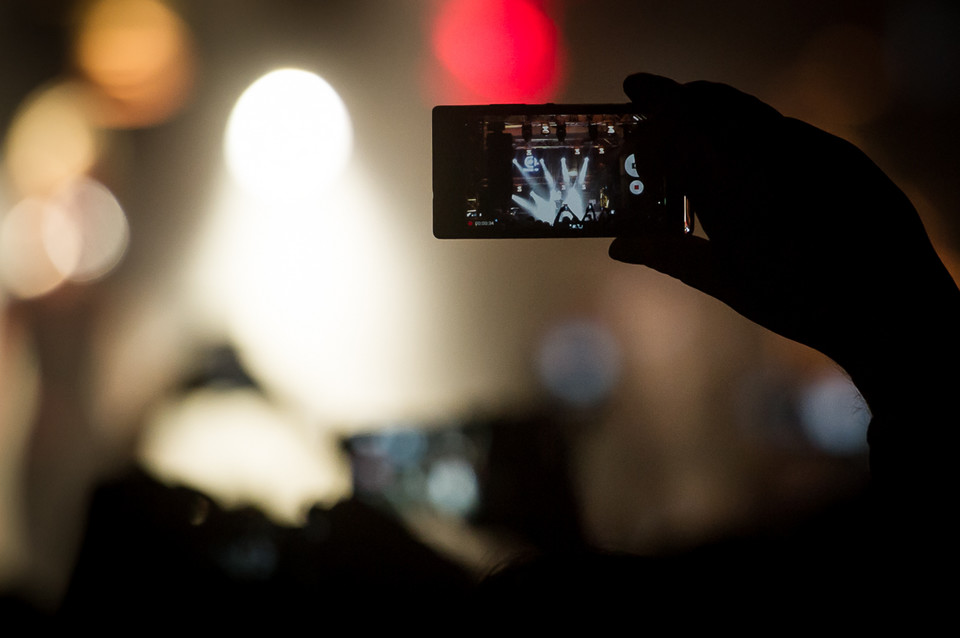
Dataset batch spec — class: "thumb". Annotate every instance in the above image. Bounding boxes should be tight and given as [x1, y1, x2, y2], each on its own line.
[609, 235, 731, 302]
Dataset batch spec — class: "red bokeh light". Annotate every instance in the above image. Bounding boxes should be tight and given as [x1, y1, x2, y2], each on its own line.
[432, 0, 564, 103]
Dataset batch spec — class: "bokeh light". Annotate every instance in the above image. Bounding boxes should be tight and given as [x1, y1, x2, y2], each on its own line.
[798, 373, 871, 455]
[190, 165, 437, 427]
[74, 0, 195, 128]
[536, 318, 621, 407]
[426, 457, 479, 516]
[3, 81, 99, 199]
[139, 388, 351, 524]
[1, 198, 69, 298]
[0, 178, 128, 298]
[432, 0, 565, 102]
[354, 428, 429, 469]
[44, 177, 129, 283]
[225, 69, 353, 202]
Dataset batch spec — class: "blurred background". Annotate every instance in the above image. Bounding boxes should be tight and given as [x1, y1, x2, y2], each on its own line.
[1, 0, 958, 613]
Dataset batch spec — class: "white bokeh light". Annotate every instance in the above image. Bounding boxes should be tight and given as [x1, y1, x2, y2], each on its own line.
[224, 68, 353, 201]
[191, 67, 514, 432]
[426, 457, 479, 516]
[0, 178, 129, 298]
[139, 388, 351, 523]
[798, 373, 871, 455]
[46, 177, 129, 282]
[189, 164, 445, 428]
[537, 318, 622, 407]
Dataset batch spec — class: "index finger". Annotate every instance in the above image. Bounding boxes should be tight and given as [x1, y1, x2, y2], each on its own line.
[622, 74, 797, 243]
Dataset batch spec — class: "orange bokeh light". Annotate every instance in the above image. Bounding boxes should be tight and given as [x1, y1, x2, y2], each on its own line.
[74, 0, 195, 128]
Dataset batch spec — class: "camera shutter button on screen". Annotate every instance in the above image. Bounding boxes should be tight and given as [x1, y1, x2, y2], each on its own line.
[624, 153, 644, 195]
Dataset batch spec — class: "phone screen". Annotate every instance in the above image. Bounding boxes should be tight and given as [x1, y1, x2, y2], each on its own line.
[433, 104, 683, 238]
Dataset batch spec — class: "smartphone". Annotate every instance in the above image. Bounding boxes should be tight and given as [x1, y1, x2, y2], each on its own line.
[433, 103, 690, 239]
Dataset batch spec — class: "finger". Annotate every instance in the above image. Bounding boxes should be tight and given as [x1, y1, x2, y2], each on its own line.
[609, 234, 733, 303]
[623, 74, 782, 125]
[622, 73, 684, 116]
[680, 80, 784, 125]
[622, 75, 789, 238]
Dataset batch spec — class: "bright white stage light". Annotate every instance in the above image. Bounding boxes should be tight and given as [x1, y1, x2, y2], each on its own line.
[189, 165, 442, 428]
[224, 69, 353, 202]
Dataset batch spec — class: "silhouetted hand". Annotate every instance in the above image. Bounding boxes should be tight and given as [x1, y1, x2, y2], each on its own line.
[610, 74, 959, 410]
[610, 74, 960, 511]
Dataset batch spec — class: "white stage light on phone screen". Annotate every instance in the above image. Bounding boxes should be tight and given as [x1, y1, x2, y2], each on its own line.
[225, 69, 352, 201]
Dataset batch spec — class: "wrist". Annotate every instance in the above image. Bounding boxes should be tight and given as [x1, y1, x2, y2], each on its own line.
[832, 275, 960, 493]
[831, 260, 960, 417]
